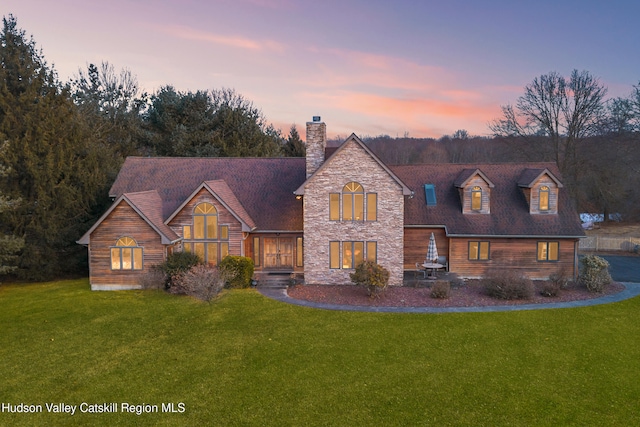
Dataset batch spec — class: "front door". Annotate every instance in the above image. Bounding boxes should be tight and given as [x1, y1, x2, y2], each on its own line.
[264, 238, 293, 269]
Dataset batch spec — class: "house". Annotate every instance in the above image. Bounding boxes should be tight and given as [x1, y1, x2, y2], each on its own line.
[78, 117, 585, 290]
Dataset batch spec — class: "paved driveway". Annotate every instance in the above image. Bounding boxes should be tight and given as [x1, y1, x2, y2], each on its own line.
[599, 255, 640, 282]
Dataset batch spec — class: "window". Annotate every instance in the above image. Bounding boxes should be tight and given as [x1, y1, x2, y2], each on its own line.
[330, 241, 340, 269]
[539, 186, 550, 211]
[253, 237, 260, 266]
[111, 236, 143, 270]
[183, 202, 229, 265]
[329, 182, 377, 221]
[296, 237, 304, 267]
[366, 193, 377, 221]
[343, 182, 364, 220]
[424, 184, 436, 206]
[329, 241, 377, 269]
[366, 241, 377, 263]
[537, 241, 559, 261]
[471, 186, 482, 210]
[468, 241, 490, 260]
[329, 193, 340, 220]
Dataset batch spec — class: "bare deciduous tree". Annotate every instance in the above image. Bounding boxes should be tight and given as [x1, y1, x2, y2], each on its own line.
[490, 70, 607, 196]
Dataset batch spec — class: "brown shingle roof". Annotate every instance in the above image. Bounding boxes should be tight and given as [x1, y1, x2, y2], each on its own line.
[109, 157, 305, 231]
[124, 190, 180, 242]
[392, 163, 584, 237]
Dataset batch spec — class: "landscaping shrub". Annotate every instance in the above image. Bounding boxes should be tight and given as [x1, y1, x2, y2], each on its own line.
[170, 265, 226, 301]
[540, 280, 561, 297]
[430, 281, 450, 299]
[138, 268, 166, 290]
[157, 251, 202, 289]
[481, 270, 534, 300]
[579, 255, 612, 293]
[219, 256, 254, 289]
[349, 261, 390, 299]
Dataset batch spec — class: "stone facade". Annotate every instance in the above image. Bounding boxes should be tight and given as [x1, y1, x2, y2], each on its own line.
[301, 136, 406, 286]
[305, 119, 326, 178]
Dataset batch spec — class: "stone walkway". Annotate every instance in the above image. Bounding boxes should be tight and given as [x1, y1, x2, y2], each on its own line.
[258, 282, 640, 313]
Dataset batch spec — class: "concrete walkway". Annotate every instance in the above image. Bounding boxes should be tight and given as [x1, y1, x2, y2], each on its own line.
[258, 282, 640, 313]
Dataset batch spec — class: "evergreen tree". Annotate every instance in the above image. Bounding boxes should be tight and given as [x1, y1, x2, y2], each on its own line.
[0, 15, 115, 279]
[71, 61, 147, 158]
[0, 143, 23, 276]
[142, 87, 283, 157]
[282, 124, 306, 157]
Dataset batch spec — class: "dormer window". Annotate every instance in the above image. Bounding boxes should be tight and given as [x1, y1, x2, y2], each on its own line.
[539, 186, 550, 211]
[471, 186, 482, 210]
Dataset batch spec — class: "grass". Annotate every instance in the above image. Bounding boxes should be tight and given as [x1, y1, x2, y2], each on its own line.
[1, 279, 640, 426]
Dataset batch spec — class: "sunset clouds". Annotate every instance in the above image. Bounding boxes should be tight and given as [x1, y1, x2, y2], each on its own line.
[4, 0, 639, 139]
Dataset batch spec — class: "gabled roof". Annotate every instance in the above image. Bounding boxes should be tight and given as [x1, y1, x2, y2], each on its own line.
[294, 134, 412, 196]
[165, 180, 256, 231]
[453, 168, 496, 188]
[109, 157, 305, 231]
[393, 163, 584, 237]
[77, 190, 180, 245]
[517, 168, 564, 188]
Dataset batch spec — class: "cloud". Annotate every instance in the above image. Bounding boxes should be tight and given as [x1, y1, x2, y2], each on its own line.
[158, 24, 286, 53]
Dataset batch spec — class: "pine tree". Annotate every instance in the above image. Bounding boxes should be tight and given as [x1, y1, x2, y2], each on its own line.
[0, 15, 115, 279]
[283, 124, 306, 157]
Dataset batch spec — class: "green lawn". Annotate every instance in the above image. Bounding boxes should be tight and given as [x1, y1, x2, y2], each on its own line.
[1, 279, 640, 426]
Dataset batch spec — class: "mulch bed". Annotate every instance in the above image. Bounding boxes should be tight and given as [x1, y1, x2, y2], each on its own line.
[287, 281, 626, 308]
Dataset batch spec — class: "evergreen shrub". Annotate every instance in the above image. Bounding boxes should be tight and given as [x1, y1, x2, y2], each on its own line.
[579, 255, 612, 293]
[219, 256, 254, 289]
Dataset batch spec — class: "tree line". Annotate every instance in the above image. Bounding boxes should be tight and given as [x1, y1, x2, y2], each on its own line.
[0, 15, 304, 280]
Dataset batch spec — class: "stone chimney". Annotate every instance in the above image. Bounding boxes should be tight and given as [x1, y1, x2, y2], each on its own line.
[305, 116, 326, 178]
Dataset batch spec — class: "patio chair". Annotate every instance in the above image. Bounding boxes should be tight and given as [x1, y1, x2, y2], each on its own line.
[414, 262, 426, 279]
[437, 256, 448, 272]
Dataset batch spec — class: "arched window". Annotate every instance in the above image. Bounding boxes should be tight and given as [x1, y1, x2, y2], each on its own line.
[329, 182, 376, 221]
[111, 236, 143, 270]
[471, 186, 482, 210]
[539, 186, 550, 211]
[343, 182, 364, 221]
[183, 202, 229, 266]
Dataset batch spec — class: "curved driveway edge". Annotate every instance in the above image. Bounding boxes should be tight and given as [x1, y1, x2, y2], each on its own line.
[257, 282, 640, 313]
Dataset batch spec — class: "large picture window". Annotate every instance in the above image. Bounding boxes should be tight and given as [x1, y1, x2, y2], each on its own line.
[468, 241, 490, 260]
[537, 241, 559, 261]
[329, 241, 377, 269]
[329, 182, 377, 221]
[183, 202, 229, 266]
[111, 236, 143, 270]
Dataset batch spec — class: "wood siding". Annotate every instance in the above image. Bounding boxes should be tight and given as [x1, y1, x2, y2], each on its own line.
[449, 237, 578, 279]
[89, 201, 167, 288]
[404, 228, 449, 269]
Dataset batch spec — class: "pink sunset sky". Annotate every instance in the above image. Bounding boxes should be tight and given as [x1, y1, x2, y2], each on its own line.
[4, 0, 640, 139]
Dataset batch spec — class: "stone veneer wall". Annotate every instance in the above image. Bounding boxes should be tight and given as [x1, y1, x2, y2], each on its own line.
[302, 138, 405, 286]
[305, 120, 326, 178]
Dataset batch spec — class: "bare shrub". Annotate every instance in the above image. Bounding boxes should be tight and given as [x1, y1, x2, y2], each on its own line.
[481, 270, 534, 300]
[540, 280, 561, 297]
[170, 265, 226, 301]
[430, 281, 450, 299]
[138, 268, 166, 290]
